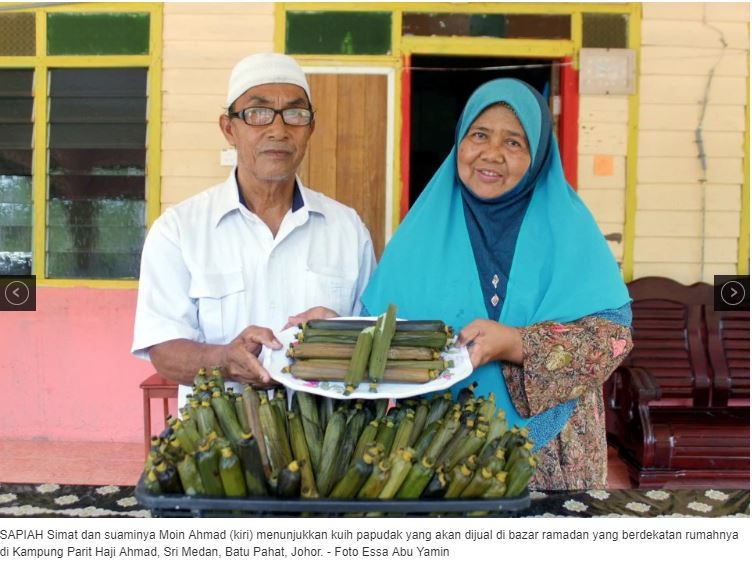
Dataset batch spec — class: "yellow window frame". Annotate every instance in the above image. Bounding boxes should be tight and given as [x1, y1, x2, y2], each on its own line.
[0, 2, 163, 289]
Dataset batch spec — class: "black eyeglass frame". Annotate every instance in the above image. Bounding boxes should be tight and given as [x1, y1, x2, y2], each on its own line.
[227, 106, 315, 126]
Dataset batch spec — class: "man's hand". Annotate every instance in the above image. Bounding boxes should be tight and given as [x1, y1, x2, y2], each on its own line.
[457, 319, 523, 368]
[282, 306, 339, 330]
[219, 325, 283, 387]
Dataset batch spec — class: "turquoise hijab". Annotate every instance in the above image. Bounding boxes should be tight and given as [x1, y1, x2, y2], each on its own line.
[361, 78, 630, 449]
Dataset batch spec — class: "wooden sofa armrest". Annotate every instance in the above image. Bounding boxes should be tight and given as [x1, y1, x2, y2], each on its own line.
[705, 307, 751, 407]
[610, 365, 662, 410]
[625, 366, 662, 403]
[605, 365, 661, 449]
[606, 365, 663, 468]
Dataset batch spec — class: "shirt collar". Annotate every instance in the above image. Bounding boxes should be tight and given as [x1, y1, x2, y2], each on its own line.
[212, 169, 326, 227]
[238, 178, 304, 212]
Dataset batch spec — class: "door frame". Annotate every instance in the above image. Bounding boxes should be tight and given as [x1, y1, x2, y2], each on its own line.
[399, 36, 579, 221]
[276, 3, 652, 277]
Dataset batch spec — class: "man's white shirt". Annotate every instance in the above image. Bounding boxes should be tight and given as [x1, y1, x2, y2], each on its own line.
[132, 170, 376, 401]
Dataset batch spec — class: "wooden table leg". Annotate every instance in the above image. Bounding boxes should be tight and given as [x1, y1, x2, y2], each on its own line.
[140, 374, 179, 459]
[143, 389, 151, 458]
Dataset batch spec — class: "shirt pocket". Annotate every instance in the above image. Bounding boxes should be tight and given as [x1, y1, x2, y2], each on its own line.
[188, 270, 245, 344]
[304, 265, 357, 317]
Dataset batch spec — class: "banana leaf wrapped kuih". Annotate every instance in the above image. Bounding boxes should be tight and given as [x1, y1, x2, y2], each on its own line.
[277, 306, 477, 402]
[137, 366, 535, 516]
[285, 306, 455, 395]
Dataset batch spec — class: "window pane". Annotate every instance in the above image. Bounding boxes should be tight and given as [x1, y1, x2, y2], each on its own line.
[48, 199, 145, 228]
[402, 13, 570, 40]
[49, 69, 147, 149]
[0, 69, 33, 152]
[0, 175, 32, 203]
[286, 11, 391, 55]
[49, 174, 146, 201]
[49, 149, 145, 200]
[503, 14, 570, 39]
[0, 177, 32, 275]
[0, 70, 33, 275]
[47, 68, 147, 279]
[43, 204, 144, 281]
[51, 68, 147, 98]
[46, 202, 145, 279]
[0, 125, 33, 149]
[0, 13, 35, 56]
[52, 97, 147, 122]
[402, 13, 477, 37]
[583, 13, 628, 49]
[0, 149, 32, 175]
[47, 12, 149, 55]
[46, 249, 141, 279]
[0, 202, 32, 228]
[0, 98, 34, 122]
[0, 248, 32, 275]
[50, 124, 146, 149]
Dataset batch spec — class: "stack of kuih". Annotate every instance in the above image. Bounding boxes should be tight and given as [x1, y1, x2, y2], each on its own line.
[143, 368, 537, 503]
[285, 304, 455, 395]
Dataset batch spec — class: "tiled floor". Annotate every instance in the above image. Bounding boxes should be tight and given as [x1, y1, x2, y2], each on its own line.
[0, 439, 634, 488]
[606, 445, 632, 488]
[0, 440, 144, 486]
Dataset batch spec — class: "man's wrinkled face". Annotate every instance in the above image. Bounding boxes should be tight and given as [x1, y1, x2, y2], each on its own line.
[221, 83, 314, 183]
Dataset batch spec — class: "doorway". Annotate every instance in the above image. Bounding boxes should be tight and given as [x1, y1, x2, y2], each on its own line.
[408, 55, 558, 205]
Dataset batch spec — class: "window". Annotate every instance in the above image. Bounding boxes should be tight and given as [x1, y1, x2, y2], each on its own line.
[47, 12, 149, 55]
[0, 6, 160, 282]
[47, 68, 147, 278]
[402, 13, 570, 40]
[582, 13, 628, 49]
[0, 70, 33, 275]
[286, 11, 392, 55]
[0, 13, 35, 56]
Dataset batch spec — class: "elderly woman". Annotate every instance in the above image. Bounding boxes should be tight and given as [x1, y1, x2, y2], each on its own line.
[361, 78, 633, 490]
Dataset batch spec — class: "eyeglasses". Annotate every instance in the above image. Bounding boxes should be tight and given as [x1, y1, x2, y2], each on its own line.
[228, 106, 314, 127]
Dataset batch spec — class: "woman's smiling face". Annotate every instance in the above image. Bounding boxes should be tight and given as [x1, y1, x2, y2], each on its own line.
[457, 103, 531, 199]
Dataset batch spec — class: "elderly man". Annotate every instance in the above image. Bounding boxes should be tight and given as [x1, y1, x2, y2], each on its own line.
[132, 53, 376, 402]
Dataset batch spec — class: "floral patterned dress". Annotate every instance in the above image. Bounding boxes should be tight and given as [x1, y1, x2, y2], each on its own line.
[502, 316, 633, 490]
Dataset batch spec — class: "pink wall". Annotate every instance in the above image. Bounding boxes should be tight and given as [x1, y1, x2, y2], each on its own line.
[0, 287, 159, 443]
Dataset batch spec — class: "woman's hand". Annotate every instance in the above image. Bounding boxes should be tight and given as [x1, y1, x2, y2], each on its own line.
[282, 306, 339, 330]
[457, 319, 523, 368]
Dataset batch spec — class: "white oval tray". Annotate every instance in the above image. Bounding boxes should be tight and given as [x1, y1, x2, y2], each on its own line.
[263, 318, 473, 400]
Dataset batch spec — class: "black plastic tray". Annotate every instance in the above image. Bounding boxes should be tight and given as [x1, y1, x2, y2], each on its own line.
[135, 476, 531, 518]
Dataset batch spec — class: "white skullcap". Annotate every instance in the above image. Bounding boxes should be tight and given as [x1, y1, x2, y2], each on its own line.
[226, 53, 311, 107]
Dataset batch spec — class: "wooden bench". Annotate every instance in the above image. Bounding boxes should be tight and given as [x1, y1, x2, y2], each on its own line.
[604, 277, 750, 488]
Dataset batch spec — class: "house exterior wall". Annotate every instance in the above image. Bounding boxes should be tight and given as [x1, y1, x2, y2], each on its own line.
[0, 2, 747, 446]
[633, 2, 748, 283]
[160, 2, 275, 209]
[157, 2, 749, 282]
[0, 289, 154, 442]
[578, 96, 630, 265]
